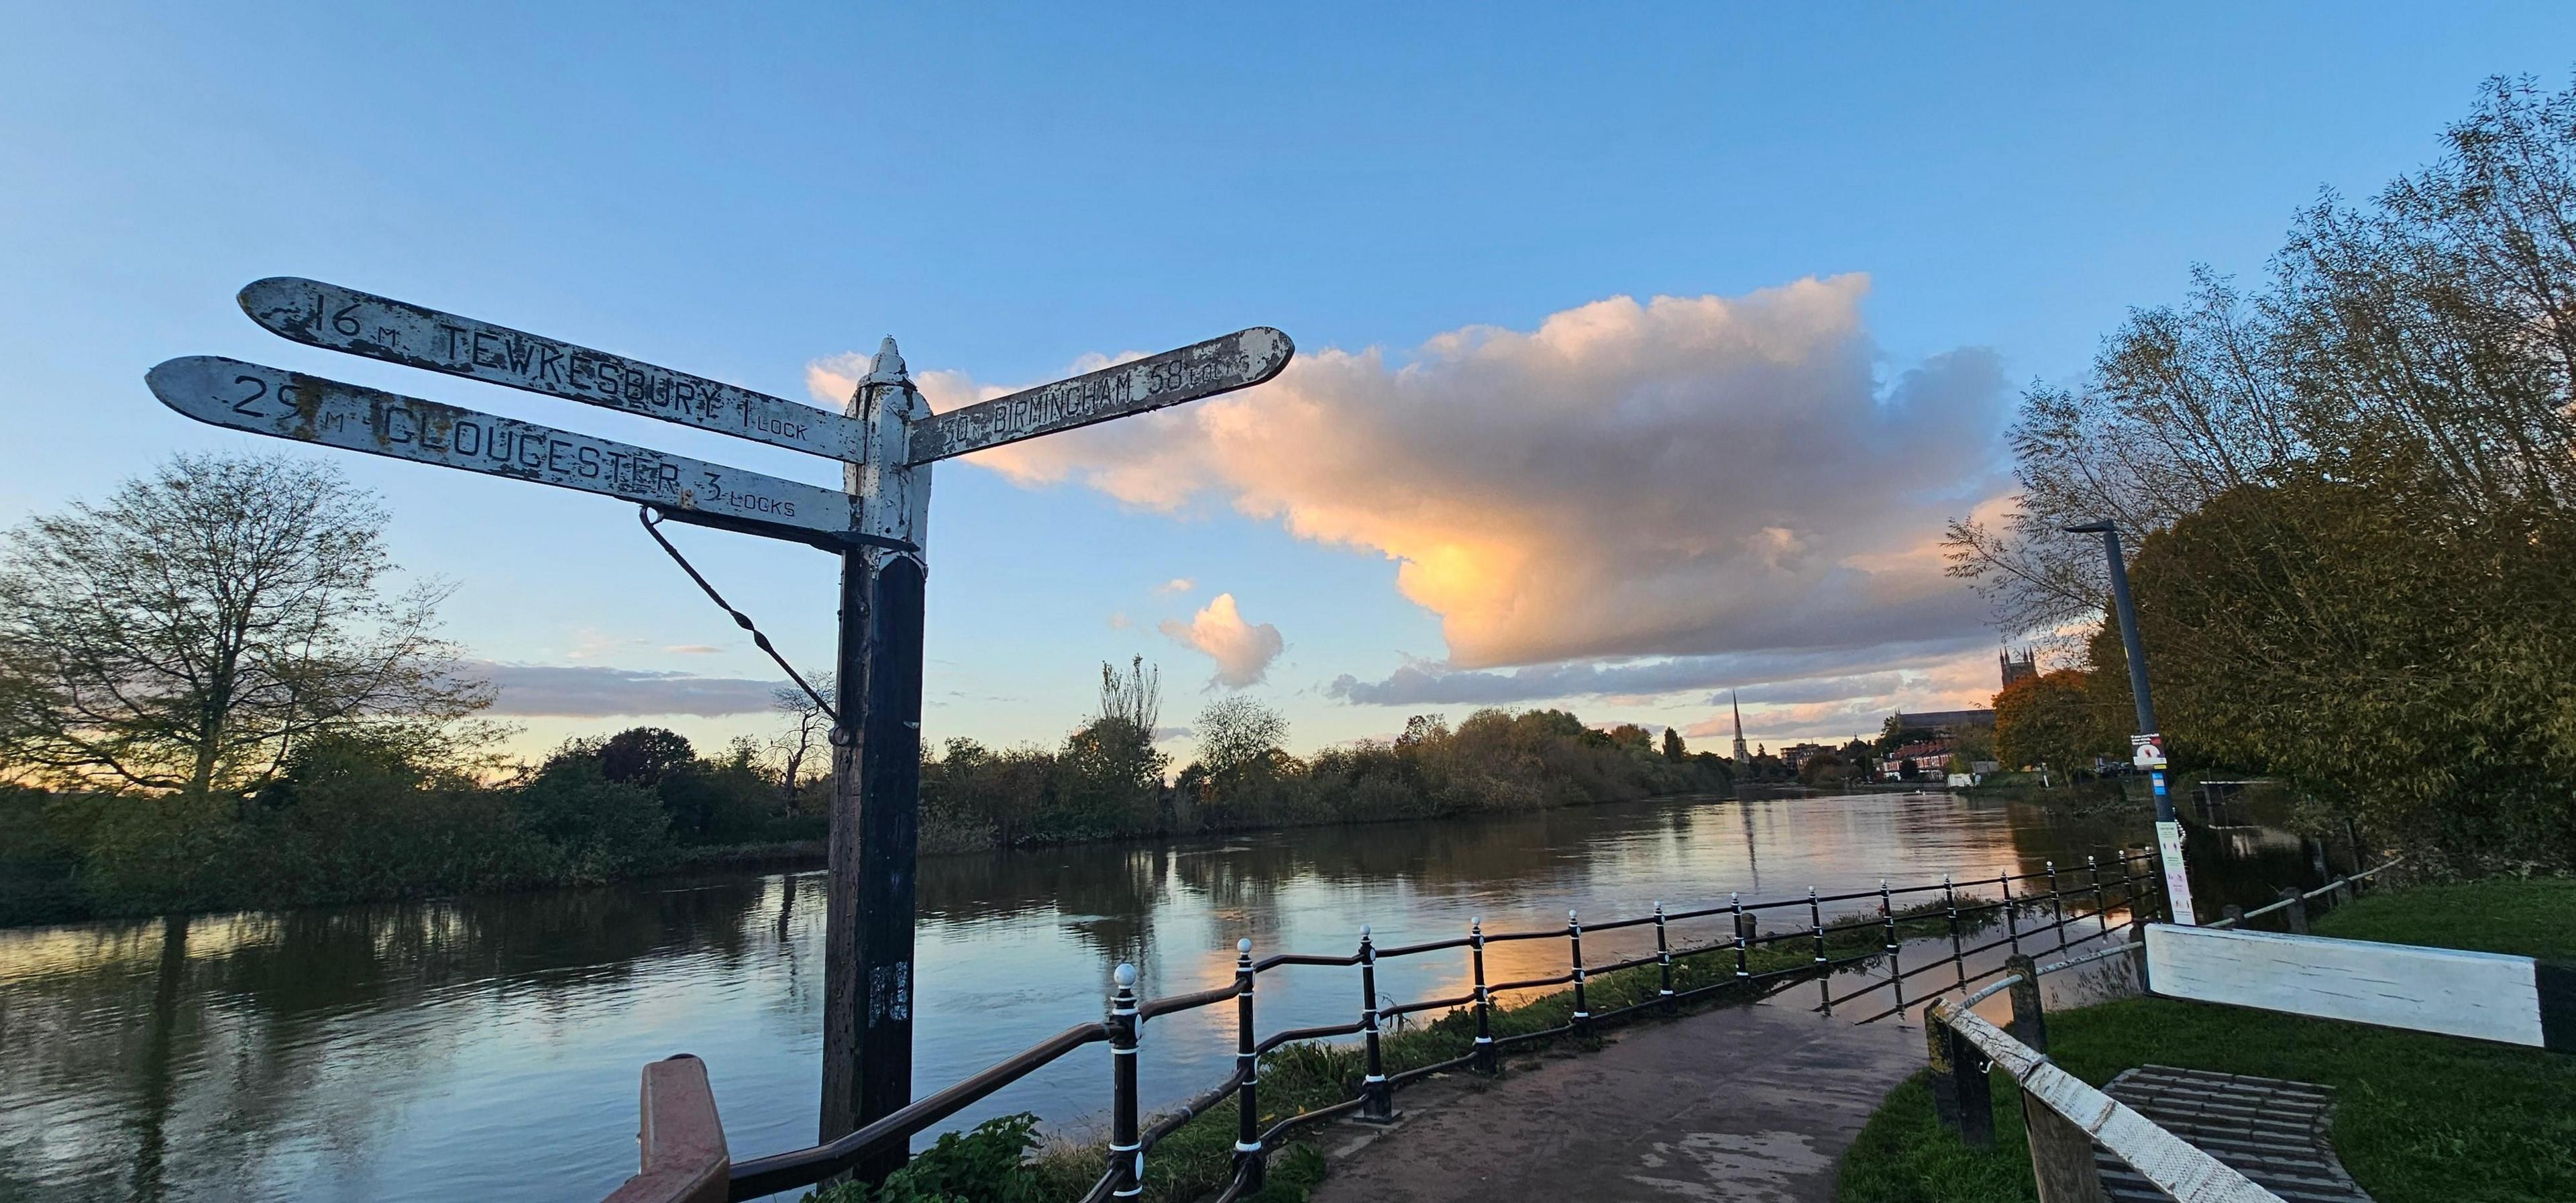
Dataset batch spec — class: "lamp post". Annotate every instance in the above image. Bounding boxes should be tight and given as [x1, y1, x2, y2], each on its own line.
[2064, 521, 2198, 925]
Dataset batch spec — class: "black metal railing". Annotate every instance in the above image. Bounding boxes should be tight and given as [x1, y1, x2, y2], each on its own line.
[726, 847, 2165, 1201]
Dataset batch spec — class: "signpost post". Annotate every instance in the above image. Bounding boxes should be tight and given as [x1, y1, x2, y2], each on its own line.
[149, 280, 1293, 1177]
[2064, 521, 2197, 926]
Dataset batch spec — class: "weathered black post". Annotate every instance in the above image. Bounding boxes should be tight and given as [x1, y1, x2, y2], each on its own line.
[1925, 1010, 1962, 1131]
[1109, 963, 1142, 1200]
[2000, 872, 2021, 953]
[2045, 861, 2070, 952]
[1469, 917, 1497, 1076]
[2223, 903, 2245, 927]
[1567, 910, 1591, 1033]
[1654, 902, 1676, 1014]
[1880, 879, 1905, 1014]
[821, 342, 932, 1170]
[1232, 939, 1263, 1192]
[2088, 855, 2108, 933]
[1356, 927, 1396, 1122]
[1949, 1018, 1994, 1148]
[2003, 954, 2047, 1053]
[1731, 893, 1750, 984]
[2282, 886, 2310, 935]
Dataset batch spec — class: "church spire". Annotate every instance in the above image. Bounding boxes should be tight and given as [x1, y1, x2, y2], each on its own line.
[1731, 690, 1750, 763]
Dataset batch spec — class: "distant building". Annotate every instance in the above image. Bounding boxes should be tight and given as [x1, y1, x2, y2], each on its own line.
[1781, 741, 1831, 771]
[1891, 709, 1995, 734]
[1880, 739, 1953, 779]
[2000, 647, 2038, 688]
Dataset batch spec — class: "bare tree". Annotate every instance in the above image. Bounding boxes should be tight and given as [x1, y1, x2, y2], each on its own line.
[1097, 654, 1160, 734]
[769, 671, 834, 811]
[0, 454, 488, 794]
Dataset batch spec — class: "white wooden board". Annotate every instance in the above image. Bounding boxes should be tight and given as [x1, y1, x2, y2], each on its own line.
[2145, 923, 2547, 1048]
[148, 356, 856, 539]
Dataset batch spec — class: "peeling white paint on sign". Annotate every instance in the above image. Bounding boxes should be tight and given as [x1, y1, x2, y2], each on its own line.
[147, 356, 857, 537]
[239, 276, 865, 460]
[907, 327, 1292, 464]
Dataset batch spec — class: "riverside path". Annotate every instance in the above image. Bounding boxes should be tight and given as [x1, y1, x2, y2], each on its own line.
[1311, 995, 1923, 1203]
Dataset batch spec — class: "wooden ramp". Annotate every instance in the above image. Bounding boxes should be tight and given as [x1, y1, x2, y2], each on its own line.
[2095, 1067, 2369, 1203]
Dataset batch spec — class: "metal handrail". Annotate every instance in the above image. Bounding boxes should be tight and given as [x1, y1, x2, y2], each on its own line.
[714, 844, 2200, 1199]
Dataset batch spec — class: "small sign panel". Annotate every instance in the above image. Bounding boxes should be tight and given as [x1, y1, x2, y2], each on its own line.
[907, 327, 1292, 464]
[2131, 733, 2167, 770]
[238, 276, 865, 461]
[2156, 819, 2197, 927]
[146, 356, 857, 539]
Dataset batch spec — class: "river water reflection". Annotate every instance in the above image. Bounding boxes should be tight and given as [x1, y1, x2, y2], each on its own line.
[0, 790, 2318, 1202]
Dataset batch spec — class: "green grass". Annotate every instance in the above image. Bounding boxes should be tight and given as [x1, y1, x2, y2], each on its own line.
[1837, 876, 2576, 1203]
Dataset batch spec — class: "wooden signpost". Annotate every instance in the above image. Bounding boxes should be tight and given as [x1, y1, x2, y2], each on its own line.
[148, 280, 1293, 1179]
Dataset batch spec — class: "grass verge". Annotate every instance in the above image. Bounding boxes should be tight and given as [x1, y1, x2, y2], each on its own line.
[1835, 876, 2576, 1203]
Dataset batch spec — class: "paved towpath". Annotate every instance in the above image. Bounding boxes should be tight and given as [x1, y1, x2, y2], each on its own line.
[1311, 996, 1923, 1203]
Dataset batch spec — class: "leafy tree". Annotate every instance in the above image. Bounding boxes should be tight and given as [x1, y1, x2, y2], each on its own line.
[1993, 670, 2108, 776]
[594, 727, 696, 787]
[1195, 696, 1287, 778]
[0, 454, 487, 795]
[1661, 727, 1686, 762]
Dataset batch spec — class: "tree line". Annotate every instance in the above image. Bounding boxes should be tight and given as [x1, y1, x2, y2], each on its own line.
[0, 459, 1727, 925]
[1954, 74, 2576, 873]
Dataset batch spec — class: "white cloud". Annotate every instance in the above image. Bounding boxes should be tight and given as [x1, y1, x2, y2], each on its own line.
[468, 662, 782, 717]
[663, 644, 722, 655]
[1154, 578, 1195, 595]
[850, 278, 2005, 681]
[1158, 593, 1284, 688]
[1107, 611, 1132, 630]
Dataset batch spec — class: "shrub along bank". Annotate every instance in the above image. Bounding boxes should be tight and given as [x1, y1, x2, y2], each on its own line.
[0, 705, 1733, 929]
[1834, 876, 2576, 1203]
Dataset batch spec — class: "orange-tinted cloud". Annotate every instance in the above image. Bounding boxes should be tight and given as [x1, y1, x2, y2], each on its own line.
[818, 277, 2008, 694]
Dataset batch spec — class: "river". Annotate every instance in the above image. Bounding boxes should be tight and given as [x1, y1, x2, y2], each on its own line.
[0, 789, 2330, 1202]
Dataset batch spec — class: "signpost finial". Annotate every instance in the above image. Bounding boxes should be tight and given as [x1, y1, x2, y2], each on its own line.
[866, 336, 909, 385]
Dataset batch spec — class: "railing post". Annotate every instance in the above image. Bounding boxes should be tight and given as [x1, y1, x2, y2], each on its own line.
[1944, 874, 1966, 995]
[2003, 953, 2047, 1053]
[2119, 849, 2140, 924]
[2000, 872, 2020, 953]
[1357, 926, 1397, 1123]
[1809, 886, 1829, 1012]
[1880, 879, 1904, 1014]
[2282, 886, 2310, 935]
[1108, 963, 1142, 1200]
[1232, 939, 1263, 1192]
[1731, 892, 1750, 984]
[1654, 901, 1676, 1014]
[2045, 860, 2069, 953]
[1469, 917, 1497, 1076]
[2223, 903, 2245, 928]
[2088, 854, 2108, 933]
[1567, 910, 1591, 1033]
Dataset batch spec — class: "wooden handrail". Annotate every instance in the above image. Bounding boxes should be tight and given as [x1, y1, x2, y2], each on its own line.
[1930, 1000, 2282, 1203]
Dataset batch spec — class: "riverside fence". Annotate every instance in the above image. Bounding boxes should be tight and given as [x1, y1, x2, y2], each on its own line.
[609, 847, 2167, 1203]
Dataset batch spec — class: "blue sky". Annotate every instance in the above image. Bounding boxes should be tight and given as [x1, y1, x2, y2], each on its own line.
[5, 3, 2569, 764]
